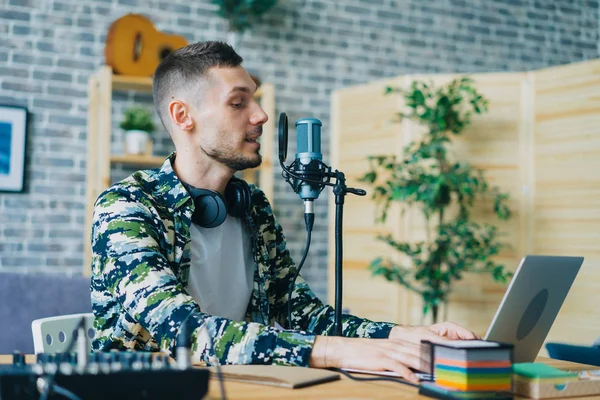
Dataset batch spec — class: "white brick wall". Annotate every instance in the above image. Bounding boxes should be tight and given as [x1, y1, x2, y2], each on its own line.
[0, 0, 598, 300]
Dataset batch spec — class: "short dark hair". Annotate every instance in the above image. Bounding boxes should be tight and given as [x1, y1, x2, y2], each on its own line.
[152, 41, 243, 130]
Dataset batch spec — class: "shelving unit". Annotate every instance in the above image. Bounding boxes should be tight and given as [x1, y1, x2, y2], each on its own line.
[84, 66, 275, 275]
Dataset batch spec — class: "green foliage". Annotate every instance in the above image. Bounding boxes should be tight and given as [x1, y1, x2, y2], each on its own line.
[212, 0, 278, 33]
[119, 107, 156, 134]
[360, 77, 513, 322]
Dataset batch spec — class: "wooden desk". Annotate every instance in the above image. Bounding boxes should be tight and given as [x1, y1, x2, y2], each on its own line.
[1, 355, 597, 399]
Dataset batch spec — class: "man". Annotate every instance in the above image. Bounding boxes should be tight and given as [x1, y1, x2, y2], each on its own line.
[90, 41, 477, 383]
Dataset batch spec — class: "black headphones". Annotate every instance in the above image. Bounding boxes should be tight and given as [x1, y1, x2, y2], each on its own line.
[184, 177, 252, 228]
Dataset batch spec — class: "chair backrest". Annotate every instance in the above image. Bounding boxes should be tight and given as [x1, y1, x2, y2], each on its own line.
[546, 342, 600, 367]
[31, 313, 95, 354]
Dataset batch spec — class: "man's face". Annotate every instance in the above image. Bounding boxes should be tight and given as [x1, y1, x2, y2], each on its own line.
[190, 66, 268, 171]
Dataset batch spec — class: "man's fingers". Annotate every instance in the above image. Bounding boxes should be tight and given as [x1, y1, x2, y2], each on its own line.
[386, 344, 423, 371]
[443, 322, 478, 340]
[456, 329, 478, 340]
[429, 322, 479, 340]
[387, 360, 419, 383]
[422, 329, 449, 343]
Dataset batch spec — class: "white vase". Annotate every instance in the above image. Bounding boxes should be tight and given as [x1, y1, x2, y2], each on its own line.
[125, 130, 149, 155]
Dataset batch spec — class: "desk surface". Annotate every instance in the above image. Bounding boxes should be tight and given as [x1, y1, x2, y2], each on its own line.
[1, 355, 597, 399]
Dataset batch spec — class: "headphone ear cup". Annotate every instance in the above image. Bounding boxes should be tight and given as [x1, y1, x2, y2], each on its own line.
[189, 188, 228, 228]
[225, 178, 251, 218]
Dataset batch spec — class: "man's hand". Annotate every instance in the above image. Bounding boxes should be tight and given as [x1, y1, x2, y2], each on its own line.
[309, 336, 422, 383]
[308, 321, 479, 383]
[390, 321, 479, 342]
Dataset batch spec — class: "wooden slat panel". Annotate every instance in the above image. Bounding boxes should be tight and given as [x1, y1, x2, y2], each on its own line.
[341, 269, 401, 323]
[84, 74, 99, 276]
[329, 77, 406, 324]
[533, 59, 600, 347]
[330, 62, 600, 349]
[330, 72, 530, 329]
[258, 83, 275, 202]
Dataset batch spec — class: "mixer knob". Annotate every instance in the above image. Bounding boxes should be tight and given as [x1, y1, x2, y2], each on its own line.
[12, 351, 25, 367]
[36, 353, 47, 365]
[90, 352, 101, 364]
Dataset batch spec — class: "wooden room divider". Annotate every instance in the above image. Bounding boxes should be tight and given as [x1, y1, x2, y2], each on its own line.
[328, 59, 600, 347]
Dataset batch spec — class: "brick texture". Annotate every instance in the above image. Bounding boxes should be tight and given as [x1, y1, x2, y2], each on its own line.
[0, 0, 598, 300]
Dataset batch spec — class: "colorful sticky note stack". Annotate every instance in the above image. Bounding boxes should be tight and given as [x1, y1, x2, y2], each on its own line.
[418, 340, 514, 399]
[433, 340, 513, 392]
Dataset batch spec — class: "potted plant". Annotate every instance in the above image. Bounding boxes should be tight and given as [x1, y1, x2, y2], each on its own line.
[212, 0, 278, 87]
[360, 77, 513, 324]
[212, 0, 278, 45]
[120, 107, 156, 155]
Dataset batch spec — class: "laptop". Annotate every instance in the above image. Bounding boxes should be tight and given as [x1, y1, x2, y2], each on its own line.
[484, 255, 584, 363]
[344, 254, 584, 378]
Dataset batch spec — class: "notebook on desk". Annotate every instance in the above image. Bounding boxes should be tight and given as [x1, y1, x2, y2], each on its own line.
[203, 365, 341, 388]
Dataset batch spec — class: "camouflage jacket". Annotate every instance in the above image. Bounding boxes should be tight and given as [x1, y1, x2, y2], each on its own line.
[91, 154, 395, 366]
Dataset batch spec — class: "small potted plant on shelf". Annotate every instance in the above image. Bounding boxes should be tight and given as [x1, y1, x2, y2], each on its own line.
[120, 107, 156, 155]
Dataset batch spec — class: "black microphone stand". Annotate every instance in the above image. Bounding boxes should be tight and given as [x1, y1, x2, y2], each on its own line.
[329, 170, 365, 336]
[278, 112, 365, 337]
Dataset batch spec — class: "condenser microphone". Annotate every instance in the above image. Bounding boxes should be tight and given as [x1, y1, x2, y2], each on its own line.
[295, 118, 323, 215]
[279, 113, 330, 232]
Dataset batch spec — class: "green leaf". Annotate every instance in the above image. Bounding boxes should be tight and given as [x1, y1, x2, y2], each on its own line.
[362, 76, 513, 319]
[359, 171, 377, 183]
[212, 0, 278, 32]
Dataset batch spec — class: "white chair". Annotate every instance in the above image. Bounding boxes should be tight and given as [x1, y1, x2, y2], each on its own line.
[31, 313, 95, 354]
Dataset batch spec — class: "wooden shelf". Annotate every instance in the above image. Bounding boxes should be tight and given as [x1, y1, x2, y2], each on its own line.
[110, 154, 166, 167]
[112, 74, 153, 92]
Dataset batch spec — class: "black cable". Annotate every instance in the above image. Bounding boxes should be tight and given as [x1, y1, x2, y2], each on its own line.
[51, 384, 83, 400]
[334, 194, 343, 336]
[211, 345, 227, 400]
[287, 213, 314, 329]
[39, 317, 86, 400]
[332, 368, 420, 388]
[184, 316, 227, 400]
[244, 214, 269, 326]
[201, 325, 226, 400]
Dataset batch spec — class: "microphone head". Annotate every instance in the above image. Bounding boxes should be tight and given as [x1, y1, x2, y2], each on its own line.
[278, 112, 288, 163]
[295, 118, 323, 201]
[295, 118, 322, 155]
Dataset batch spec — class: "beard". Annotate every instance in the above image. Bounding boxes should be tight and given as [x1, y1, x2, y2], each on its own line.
[204, 146, 262, 171]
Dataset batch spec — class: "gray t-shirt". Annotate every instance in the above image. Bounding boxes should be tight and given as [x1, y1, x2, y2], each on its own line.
[187, 215, 256, 321]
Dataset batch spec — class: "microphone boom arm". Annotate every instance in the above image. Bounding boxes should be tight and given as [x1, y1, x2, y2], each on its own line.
[280, 158, 365, 336]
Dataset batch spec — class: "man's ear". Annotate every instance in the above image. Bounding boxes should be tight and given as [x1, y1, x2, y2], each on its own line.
[169, 100, 195, 132]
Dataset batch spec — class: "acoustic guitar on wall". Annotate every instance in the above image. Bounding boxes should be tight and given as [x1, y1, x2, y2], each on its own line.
[105, 14, 188, 77]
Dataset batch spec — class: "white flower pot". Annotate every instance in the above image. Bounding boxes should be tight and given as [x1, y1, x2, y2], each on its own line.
[125, 130, 150, 155]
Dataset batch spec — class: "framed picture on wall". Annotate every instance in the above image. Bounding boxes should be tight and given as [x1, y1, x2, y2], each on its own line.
[0, 105, 28, 193]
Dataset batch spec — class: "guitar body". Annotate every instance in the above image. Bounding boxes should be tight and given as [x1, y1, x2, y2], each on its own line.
[105, 14, 188, 77]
